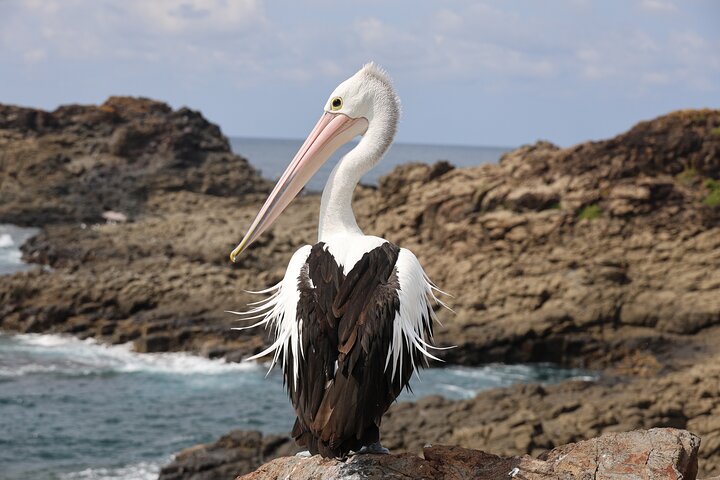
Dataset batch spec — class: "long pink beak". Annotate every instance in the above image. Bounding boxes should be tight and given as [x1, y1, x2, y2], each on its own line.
[230, 112, 368, 262]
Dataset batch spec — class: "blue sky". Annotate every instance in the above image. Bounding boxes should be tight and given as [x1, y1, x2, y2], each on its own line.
[1, 0, 718, 146]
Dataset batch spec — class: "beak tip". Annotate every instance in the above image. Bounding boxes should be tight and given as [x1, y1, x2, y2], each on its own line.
[231, 234, 252, 263]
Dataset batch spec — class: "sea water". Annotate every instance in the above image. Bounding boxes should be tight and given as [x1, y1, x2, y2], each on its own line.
[0, 333, 594, 480]
[1, 141, 590, 480]
[229, 137, 510, 191]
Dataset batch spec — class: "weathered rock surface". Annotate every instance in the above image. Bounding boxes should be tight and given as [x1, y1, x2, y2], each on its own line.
[352, 110, 720, 370]
[235, 429, 699, 480]
[158, 430, 298, 480]
[1, 107, 718, 369]
[162, 348, 720, 477]
[0, 97, 270, 226]
[379, 349, 720, 476]
[1, 102, 719, 478]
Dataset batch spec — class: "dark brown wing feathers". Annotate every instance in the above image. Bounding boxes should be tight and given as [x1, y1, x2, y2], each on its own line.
[287, 241, 424, 458]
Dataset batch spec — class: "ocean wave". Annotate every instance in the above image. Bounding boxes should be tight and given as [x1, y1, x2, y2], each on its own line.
[59, 457, 171, 480]
[0, 224, 41, 275]
[0, 233, 14, 248]
[0, 363, 61, 377]
[435, 383, 477, 399]
[0, 333, 259, 377]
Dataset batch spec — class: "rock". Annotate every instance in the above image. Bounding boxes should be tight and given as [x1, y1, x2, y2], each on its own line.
[236, 429, 699, 480]
[158, 430, 298, 480]
[2, 106, 718, 368]
[505, 184, 560, 211]
[0, 97, 270, 226]
[1, 103, 720, 476]
[355, 109, 720, 370]
[101, 210, 128, 223]
[531, 428, 699, 479]
[376, 350, 720, 477]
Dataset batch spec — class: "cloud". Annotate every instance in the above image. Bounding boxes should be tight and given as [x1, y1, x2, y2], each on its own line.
[0, 0, 717, 95]
[22, 48, 46, 64]
[123, 0, 265, 34]
[639, 0, 677, 12]
[573, 26, 719, 91]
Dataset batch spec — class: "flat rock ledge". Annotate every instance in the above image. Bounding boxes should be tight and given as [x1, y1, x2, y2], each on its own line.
[237, 428, 700, 480]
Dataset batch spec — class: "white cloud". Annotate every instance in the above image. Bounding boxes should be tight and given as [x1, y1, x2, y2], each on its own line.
[123, 0, 265, 34]
[1, 0, 270, 77]
[0, 0, 717, 95]
[639, 0, 677, 12]
[572, 25, 719, 91]
[433, 9, 464, 30]
[22, 48, 46, 64]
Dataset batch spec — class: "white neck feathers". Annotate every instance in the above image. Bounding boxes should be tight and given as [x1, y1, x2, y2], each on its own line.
[318, 112, 397, 242]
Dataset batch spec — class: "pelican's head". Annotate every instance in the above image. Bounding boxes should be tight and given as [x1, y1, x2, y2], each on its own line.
[230, 63, 399, 262]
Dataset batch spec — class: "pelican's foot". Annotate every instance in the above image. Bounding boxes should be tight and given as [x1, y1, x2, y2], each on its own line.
[295, 450, 312, 458]
[353, 442, 390, 455]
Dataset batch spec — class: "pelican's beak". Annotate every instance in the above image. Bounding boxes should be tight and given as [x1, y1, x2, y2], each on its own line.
[230, 112, 368, 262]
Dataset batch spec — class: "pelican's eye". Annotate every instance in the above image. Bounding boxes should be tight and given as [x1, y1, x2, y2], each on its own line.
[330, 97, 343, 111]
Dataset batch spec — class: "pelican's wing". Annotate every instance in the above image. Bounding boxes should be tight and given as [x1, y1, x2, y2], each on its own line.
[230, 245, 312, 387]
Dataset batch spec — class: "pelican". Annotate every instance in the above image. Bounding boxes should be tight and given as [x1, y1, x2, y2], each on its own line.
[229, 63, 447, 458]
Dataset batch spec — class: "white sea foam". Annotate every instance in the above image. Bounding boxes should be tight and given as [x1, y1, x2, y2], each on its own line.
[59, 457, 171, 480]
[0, 224, 39, 274]
[0, 233, 13, 248]
[437, 383, 476, 398]
[0, 363, 61, 377]
[1, 333, 258, 377]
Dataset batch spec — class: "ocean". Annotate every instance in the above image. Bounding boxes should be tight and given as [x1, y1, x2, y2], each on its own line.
[228, 137, 510, 191]
[1, 140, 591, 480]
[0, 332, 594, 480]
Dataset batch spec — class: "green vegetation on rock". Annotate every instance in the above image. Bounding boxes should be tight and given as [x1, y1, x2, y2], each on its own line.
[676, 167, 697, 185]
[704, 178, 720, 207]
[578, 204, 602, 220]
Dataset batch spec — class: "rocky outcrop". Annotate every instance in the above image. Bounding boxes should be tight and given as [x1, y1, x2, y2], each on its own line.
[235, 429, 699, 480]
[1, 103, 719, 478]
[161, 347, 720, 477]
[158, 430, 298, 480]
[379, 348, 720, 476]
[1, 108, 718, 369]
[0, 97, 270, 226]
[0, 98, 276, 357]
[352, 109, 720, 371]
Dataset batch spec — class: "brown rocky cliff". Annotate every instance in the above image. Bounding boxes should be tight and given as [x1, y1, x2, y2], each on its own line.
[0, 96, 270, 226]
[352, 109, 720, 370]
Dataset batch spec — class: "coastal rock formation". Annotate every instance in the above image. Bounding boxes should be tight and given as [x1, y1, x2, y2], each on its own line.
[162, 349, 720, 477]
[1, 107, 717, 370]
[0, 98, 277, 357]
[232, 428, 699, 480]
[379, 348, 720, 475]
[0, 97, 270, 226]
[1, 101, 719, 478]
[158, 430, 298, 480]
[353, 109, 720, 370]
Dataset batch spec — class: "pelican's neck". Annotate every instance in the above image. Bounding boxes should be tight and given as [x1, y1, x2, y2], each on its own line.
[318, 144, 368, 241]
[318, 122, 394, 242]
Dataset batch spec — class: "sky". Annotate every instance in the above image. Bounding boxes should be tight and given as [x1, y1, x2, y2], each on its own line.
[0, 0, 718, 147]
